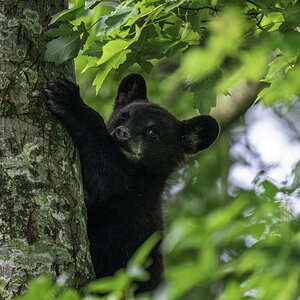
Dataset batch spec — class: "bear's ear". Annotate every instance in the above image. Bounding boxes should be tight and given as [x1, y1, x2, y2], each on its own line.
[114, 73, 148, 111]
[181, 115, 219, 154]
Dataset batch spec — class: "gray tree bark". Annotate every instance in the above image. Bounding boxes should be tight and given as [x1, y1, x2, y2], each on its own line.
[0, 1, 94, 298]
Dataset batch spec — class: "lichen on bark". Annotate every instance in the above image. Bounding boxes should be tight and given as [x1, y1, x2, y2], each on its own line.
[0, 1, 95, 298]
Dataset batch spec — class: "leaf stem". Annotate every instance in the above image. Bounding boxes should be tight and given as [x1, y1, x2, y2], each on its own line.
[140, 4, 164, 31]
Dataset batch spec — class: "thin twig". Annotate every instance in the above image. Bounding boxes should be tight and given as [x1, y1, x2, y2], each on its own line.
[246, 10, 260, 19]
[161, 21, 187, 28]
[179, 5, 220, 13]
[154, 18, 208, 28]
[179, 6, 220, 13]
[245, 0, 263, 8]
[256, 14, 264, 30]
[141, 4, 164, 31]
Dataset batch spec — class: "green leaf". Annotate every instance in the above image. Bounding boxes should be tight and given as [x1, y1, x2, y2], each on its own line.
[129, 232, 161, 266]
[45, 35, 82, 65]
[45, 23, 74, 38]
[56, 290, 80, 300]
[141, 38, 181, 60]
[164, 0, 187, 12]
[180, 8, 245, 81]
[93, 49, 130, 93]
[90, 26, 140, 92]
[126, 264, 150, 281]
[217, 47, 268, 93]
[44, 22, 88, 65]
[85, 0, 102, 9]
[193, 85, 216, 115]
[49, 1, 85, 25]
[188, 6, 211, 34]
[98, 39, 135, 65]
[291, 161, 300, 191]
[264, 54, 296, 83]
[93, 26, 140, 67]
[125, 1, 156, 27]
[14, 276, 56, 300]
[82, 40, 105, 58]
[184, 70, 222, 114]
[261, 180, 279, 200]
[204, 195, 247, 232]
[137, 59, 153, 73]
[219, 280, 244, 300]
[87, 269, 130, 293]
[248, 223, 266, 239]
[280, 1, 300, 32]
[98, 3, 137, 36]
[259, 63, 300, 105]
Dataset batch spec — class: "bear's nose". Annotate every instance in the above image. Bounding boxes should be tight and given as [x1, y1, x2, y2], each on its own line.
[114, 126, 130, 141]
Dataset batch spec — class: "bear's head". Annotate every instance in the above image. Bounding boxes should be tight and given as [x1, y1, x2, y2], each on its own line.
[107, 74, 219, 176]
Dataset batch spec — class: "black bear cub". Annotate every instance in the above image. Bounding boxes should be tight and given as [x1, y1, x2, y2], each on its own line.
[44, 74, 219, 292]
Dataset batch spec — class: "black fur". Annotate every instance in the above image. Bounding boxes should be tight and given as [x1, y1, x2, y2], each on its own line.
[44, 74, 219, 292]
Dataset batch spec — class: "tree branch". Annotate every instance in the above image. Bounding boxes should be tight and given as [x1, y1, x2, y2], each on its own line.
[212, 81, 268, 132]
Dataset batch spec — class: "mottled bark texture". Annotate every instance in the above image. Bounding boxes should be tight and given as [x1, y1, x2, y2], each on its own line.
[0, 1, 95, 298]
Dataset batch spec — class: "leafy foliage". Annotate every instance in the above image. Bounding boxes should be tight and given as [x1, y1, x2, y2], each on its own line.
[45, 0, 300, 113]
[45, 22, 88, 65]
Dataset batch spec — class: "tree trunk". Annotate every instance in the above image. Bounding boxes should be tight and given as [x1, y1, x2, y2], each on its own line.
[0, 1, 95, 298]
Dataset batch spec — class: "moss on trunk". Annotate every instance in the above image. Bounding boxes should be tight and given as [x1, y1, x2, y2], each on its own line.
[0, 1, 95, 298]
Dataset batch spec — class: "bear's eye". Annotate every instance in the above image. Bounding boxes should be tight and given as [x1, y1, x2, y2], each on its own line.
[148, 130, 158, 138]
[120, 112, 129, 121]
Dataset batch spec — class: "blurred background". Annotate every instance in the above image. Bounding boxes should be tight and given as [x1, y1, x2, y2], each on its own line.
[75, 58, 300, 214]
[74, 59, 300, 299]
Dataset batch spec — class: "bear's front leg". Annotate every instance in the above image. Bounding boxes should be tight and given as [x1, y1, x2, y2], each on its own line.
[44, 79, 109, 140]
[44, 79, 94, 127]
[44, 79, 124, 207]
